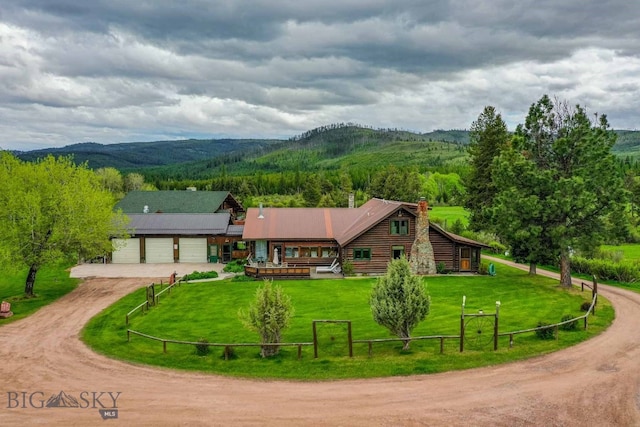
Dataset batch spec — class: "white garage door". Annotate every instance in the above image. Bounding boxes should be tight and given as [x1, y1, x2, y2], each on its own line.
[179, 238, 208, 263]
[112, 238, 140, 264]
[145, 238, 174, 263]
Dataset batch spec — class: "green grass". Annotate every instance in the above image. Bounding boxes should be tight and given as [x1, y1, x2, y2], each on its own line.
[431, 206, 469, 227]
[0, 263, 79, 325]
[601, 243, 640, 261]
[83, 265, 612, 380]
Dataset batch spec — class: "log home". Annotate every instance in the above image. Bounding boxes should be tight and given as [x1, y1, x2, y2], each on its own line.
[242, 198, 487, 275]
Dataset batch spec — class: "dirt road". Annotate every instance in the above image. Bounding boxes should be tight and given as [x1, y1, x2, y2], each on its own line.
[1, 261, 639, 426]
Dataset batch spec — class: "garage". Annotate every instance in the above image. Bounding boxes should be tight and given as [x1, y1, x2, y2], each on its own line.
[145, 238, 174, 263]
[112, 238, 140, 264]
[179, 238, 208, 263]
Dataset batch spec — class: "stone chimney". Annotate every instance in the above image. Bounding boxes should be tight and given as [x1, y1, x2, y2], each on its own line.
[410, 197, 436, 274]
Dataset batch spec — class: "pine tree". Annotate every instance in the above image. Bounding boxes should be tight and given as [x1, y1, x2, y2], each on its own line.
[370, 258, 430, 350]
[464, 106, 509, 231]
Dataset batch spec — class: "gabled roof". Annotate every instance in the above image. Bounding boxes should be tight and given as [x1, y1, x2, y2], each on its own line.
[116, 191, 232, 214]
[241, 198, 489, 249]
[126, 213, 231, 235]
[242, 198, 416, 243]
[336, 199, 416, 246]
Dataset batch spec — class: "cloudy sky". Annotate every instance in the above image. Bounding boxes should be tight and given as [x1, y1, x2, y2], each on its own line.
[1, 1, 639, 151]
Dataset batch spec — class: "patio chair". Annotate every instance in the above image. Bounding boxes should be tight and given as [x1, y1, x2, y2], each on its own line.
[316, 259, 339, 274]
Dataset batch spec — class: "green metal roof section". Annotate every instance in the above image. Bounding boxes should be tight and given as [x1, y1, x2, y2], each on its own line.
[115, 191, 230, 214]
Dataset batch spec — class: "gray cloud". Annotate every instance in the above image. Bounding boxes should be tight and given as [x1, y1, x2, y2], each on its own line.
[1, 0, 639, 151]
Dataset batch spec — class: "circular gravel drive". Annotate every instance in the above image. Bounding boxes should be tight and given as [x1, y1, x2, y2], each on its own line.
[0, 259, 639, 426]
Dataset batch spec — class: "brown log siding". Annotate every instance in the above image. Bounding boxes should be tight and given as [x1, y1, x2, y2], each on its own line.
[344, 215, 415, 274]
[429, 229, 457, 271]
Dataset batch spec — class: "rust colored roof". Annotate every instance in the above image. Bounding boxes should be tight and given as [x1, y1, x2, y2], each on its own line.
[242, 198, 417, 244]
[242, 207, 362, 240]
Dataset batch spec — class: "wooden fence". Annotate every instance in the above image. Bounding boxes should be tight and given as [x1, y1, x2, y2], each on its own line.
[127, 329, 313, 360]
[124, 278, 599, 360]
[125, 280, 181, 325]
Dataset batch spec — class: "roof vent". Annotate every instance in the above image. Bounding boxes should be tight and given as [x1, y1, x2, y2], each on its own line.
[143, 205, 149, 214]
[258, 203, 264, 219]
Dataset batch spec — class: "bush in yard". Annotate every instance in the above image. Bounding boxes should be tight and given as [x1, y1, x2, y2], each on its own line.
[535, 322, 555, 340]
[370, 258, 430, 350]
[183, 271, 219, 281]
[436, 261, 447, 274]
[195, 338, 210, 356]
[478, 262, 489, 275]
[223, 259, 246, 273]
[342, 259, 354, 276]
[559, 314, 578, 331]
[580, 301, 592, 312]
[238, 279, 294, 357]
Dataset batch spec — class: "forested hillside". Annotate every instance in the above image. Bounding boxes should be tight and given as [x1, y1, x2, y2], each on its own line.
[14, 138, 280, 170]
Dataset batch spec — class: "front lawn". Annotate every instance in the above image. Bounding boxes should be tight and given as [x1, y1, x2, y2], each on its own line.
[0, 263, 79, 325]
[83, 265, 612, 380]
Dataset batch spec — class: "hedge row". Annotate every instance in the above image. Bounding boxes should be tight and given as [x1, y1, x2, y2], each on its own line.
[570, 256, 640, 283]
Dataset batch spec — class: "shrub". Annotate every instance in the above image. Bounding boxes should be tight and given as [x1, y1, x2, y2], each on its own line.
[238, 279, 294, 358]
[580, 301, 592, 312]
[342, 260, 354, 276]
[436, 261, 447, 274]
[220, 346, 237, 360]
[478, 262, 488, 275]
[488, 241, 507, 255]
[559, 314, 578, 331]
[569, 256, 640, 283]
[535, 322, 555, 340]
[195, 338, 210, 356]
[183, 270, 219, 281]
[223, 259, 246, 273]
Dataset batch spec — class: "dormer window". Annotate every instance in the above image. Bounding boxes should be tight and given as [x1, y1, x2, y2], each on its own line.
[390, 219, 409, 235]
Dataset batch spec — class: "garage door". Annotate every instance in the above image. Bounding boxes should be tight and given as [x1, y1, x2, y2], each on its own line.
[112, 238, 140, 264]
[145, 238, 174, 263]
[179, 238, 208, 263]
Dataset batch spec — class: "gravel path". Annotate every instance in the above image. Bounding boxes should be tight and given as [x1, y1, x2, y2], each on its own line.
[0, 259, 639, 426]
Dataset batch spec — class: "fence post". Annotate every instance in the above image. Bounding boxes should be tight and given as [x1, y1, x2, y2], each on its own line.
[224, 346, 230, 360]
[440, 337, 444, 354]
[555, 324, 559, 341]
[127, 330, 130, 342]
[347, 322, 353, 358]
[460, 315, 465, 352]
[368, 341, 373, 357]
[584, 315, 588, 330]
[509, 333, 514, 348]
[297, 344, 302, 360]
[163, 340, 167, 353]
[312, 322, 318, 359]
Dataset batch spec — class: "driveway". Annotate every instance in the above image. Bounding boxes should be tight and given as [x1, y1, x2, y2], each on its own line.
[70, 262, 223, 279]
[0, 258, 638, 425]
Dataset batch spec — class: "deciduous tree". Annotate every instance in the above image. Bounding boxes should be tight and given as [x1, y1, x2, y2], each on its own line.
[0, 153, 128, 296]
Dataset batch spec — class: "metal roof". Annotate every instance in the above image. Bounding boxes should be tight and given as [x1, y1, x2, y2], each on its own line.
[116, 191, 231, 214]
[242, 198, 488, 248]
[126, 213, 231, 235]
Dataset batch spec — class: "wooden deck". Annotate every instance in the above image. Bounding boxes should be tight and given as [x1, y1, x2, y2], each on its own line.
[244, 265, 311, 279]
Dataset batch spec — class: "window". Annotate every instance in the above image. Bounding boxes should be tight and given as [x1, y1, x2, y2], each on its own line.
[353, 248, 371, 261]
[322, 247, 338, 257]
[233, 241, 246, 250]
[390, 220, 409, 235]
[392, 245, 405, 259]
